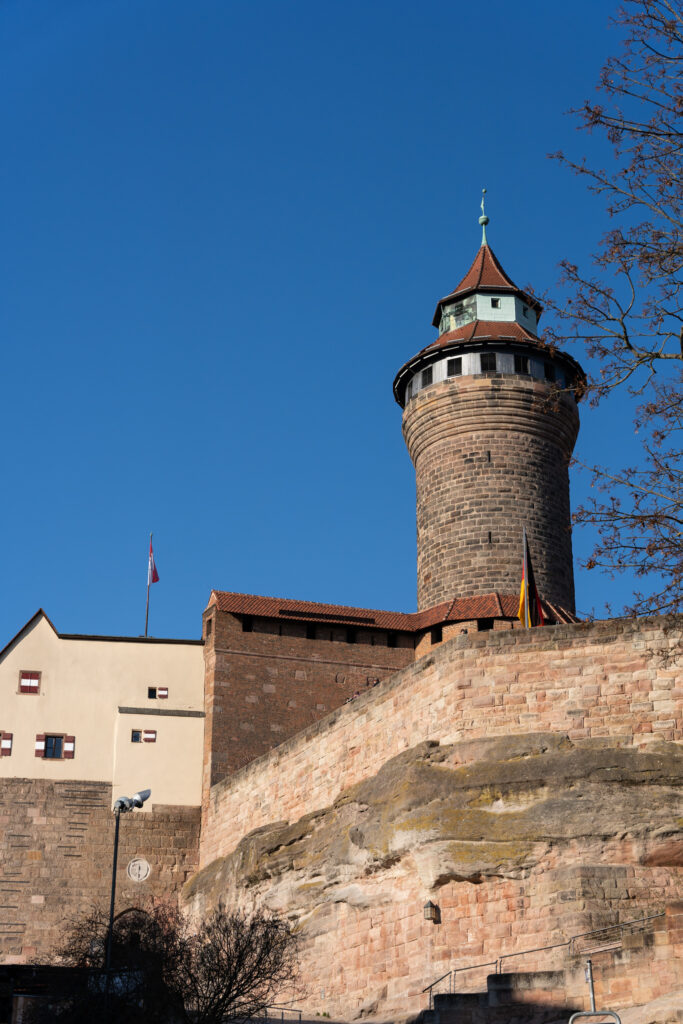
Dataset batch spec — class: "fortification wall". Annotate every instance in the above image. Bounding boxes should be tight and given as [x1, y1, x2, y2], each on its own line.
[193, 618, 682, 1020]
[201, 608, 413, 794]
[0, 779, 200, 964]
[201, 617, 682, 865]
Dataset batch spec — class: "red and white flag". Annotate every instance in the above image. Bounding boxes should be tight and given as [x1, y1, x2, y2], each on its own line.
[148, 537, 160, 586]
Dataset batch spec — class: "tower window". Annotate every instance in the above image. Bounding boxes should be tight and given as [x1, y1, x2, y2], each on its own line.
[480, 353, 497, 372]
[421, 367, 433, 388]
[544, 363, 556, 382]
[514, 354, 529, 374]
[478, 618, 494, 632]
[387, 633, 397, 648]
[306, 624, 316, 640]
[522, 305, 529, 316]
[205, 618, 213, 637]
[447, 357, 462, 377]
[431, 625, 443, 644]
[346, 628, 357, 644]
[242, 616, 253, 633]
[490, 298, 500, 309]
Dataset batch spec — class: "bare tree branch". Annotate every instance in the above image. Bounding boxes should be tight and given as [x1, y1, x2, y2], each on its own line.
[542, 0, 683, 614]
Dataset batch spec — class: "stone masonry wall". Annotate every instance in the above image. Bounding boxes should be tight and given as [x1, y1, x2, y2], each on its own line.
[194, 617, 682, 1020]
[402, 375, 580, 612]
[201, 616, 682, 868]
[0, 779, 199, 963]
[201, 608, 414, 801]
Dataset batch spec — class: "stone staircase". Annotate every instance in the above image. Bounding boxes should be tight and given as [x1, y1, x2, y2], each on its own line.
[425, 903, 683, 1024]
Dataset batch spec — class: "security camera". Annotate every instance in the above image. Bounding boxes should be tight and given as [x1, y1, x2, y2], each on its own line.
[131, 789, 151, 808]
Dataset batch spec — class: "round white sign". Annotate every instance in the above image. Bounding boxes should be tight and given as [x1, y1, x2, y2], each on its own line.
[127, 857, 151, 882]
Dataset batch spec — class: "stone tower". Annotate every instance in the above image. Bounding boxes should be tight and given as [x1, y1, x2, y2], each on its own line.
[393, 208, 585, 614]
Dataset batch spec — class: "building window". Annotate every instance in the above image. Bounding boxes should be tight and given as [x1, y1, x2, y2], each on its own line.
[148, 687, 157, 699]
[205, 618, 213, 637]
[514, 354, 529, 374]
[0, 732, 13, 757]
[19, 671, 41, 694]
[242, 616, 253, 633]
[490, 298, 500, 309]
[306, 624, 316, 640]
[447, 357, 462, 377]
[346, 628, 357, 644]
[44, 735, 63, 759]
[431, 625, 443, 644]
[132, 730, 142, 743]
[522, 305, 529, 317]
[387, 633, 397, 648]
[33, 734, 71, 758]
[544, 362, 556, 382]
[478, 618, 494, 631]
[480, 353, 497, 372]
[421, 367, 433, 388]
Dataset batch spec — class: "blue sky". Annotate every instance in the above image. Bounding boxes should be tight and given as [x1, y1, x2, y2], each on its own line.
[1, 0, 639, 640]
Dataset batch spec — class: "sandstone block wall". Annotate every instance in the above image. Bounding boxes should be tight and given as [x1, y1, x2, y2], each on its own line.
[201, 608, 413, 797]
[0, 779, 199, 964]
[201, 618, 682, 864]
[435, 904, 683, 1024]
[402, 376, 580, 611]
[192, 618, 682, 1019]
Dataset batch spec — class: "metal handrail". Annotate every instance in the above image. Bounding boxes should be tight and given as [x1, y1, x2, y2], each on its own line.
[262, 1004, 304, 1023]
[422, 911, 665, 1009]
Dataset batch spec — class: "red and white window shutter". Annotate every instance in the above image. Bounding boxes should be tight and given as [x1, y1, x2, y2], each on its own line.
[157, 687, 168, 699]
[142, 730, 157, 743]
[0, 732, 12, 756]
[20, 671, 40, 694]
[64, 735, 75, 758]
[35, 734, 46, 757]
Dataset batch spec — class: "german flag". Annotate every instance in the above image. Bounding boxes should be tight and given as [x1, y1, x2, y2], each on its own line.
[518, 530, 544, 627]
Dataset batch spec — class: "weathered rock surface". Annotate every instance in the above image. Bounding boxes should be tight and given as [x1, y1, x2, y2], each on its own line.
[185, 733, 683, 915]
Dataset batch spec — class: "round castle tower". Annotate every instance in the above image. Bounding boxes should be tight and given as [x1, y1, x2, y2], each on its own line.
[393, 205, 585, 615]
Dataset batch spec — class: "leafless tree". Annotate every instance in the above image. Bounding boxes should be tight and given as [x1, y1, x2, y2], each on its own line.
[542, 0, 683, 614]
[26, 902, 299, 1024]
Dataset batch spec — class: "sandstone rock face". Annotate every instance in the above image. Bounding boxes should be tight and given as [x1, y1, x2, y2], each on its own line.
[185, 734, 683, 1019]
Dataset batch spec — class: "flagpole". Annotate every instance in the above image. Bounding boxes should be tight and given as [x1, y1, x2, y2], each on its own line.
[523, 527, 530, 629]
[145, 532, 152, 638]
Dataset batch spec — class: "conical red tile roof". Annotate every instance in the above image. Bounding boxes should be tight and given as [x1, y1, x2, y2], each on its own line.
[432, 244, 542, 327]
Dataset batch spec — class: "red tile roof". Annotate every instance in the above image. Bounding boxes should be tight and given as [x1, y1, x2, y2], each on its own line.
[208, 590, 579, 630]
[432, 244, 542, 327]
[454, 244, 519, 294]
[421, 318, 541, 354]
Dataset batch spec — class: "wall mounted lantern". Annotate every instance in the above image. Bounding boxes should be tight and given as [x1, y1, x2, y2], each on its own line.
[423, 900, 440, 923]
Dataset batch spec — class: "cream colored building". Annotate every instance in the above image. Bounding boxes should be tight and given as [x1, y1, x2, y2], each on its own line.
[0, 610, 204, 807]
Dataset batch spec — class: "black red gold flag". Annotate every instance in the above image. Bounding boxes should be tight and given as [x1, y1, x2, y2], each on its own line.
[518, 530, 544, 628]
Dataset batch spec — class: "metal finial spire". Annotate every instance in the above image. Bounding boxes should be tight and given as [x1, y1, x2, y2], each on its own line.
[478, 188, 489, 245]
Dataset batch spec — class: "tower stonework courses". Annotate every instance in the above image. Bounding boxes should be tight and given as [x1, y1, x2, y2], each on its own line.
[394, 213, 585, 614]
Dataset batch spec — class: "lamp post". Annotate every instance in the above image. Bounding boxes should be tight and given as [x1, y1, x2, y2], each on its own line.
[105, 789, 151, 983]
